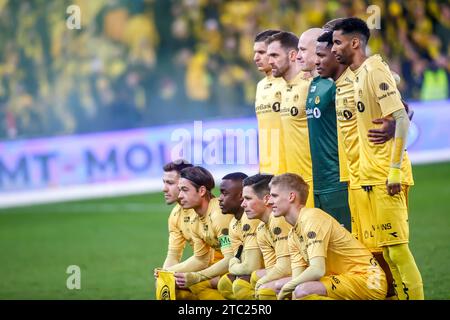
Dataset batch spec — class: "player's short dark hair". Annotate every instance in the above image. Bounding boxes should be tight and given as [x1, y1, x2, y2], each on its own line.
[163, 159, 193, 173]
[180, 166, 215, 191]
[243, 174, 273, 199]
[254, 29, 282, 43]
[322, 18, 345, 31]
[317, 30, 333, 47]
[333, 17, 370, 45]
[222, 172, 248, 182]
[269, 173, 309, 206]
[265, 31, 299, 52]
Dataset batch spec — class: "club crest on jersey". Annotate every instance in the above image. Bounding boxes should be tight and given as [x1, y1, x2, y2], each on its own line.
[275, 91, 281, 99]
[314, 96, 320, 104]
[293, 94, 299, 102]
[273, 227, 282, 235]
[379, 82, 389, 91]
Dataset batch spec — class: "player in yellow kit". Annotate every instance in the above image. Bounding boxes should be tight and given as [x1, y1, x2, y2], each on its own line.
[165, 166, 234, 300]
[332, 18, 423, 300]
[241, 174, 292, 300]
[265, 30, 318, 208]
[216, 173, 264, 300]
[154, 159, 200, 300]
[159, 160, 195, 270]
[269, 173, 387, 300]
[253, 29, 286, 175]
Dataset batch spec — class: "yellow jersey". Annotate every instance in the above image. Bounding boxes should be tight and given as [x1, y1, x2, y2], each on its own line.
[335, 67, 360, 189]
[289, 208, 377, 275]
[280, 72, 313, 181]
[190, 198, 235, 263]
[229, 213, 261, 254]
[353, 55, 414, 186]
[256, 214, 291, 269]
[167, 204, 196, 257]
[255, 75, 286, 174]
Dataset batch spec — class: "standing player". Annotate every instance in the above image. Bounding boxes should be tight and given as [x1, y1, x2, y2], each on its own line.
[265, 30, 316, 207]
[269, 173, 387, 300]
[241, 174, 292, 300]
[332, 18, 423, 299]
[315, 28, 397, 298]
[165, 166, 234, 300]
[302, 30, 352, 230]
[216, 172, 264, 300]
[253, 29, 286, 175]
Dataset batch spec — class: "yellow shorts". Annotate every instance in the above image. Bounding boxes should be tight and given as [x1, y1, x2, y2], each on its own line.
[348, 187, 379, 252]
[367, 185, 410, 247]
[305, 180, 314, 208]
[320, 267, 387, 300]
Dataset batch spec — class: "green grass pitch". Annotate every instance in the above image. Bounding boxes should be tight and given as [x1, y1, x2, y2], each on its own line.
[0, 162, 449, 299]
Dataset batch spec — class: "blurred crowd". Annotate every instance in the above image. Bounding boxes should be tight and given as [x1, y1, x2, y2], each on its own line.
[0, 0, 449, 140]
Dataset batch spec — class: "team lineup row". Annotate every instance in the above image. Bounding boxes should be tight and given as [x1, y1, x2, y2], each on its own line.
[154, 17, 424, 300]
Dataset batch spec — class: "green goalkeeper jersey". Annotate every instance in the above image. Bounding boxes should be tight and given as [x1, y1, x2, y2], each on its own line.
[306, 76, 348, 194]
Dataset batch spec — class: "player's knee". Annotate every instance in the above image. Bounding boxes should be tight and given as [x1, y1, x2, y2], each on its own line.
[294, 281, 327, 299]
[274, 279, 288, 291]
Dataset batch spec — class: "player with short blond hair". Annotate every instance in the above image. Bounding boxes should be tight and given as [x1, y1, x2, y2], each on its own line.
[269, 173, 387, 300]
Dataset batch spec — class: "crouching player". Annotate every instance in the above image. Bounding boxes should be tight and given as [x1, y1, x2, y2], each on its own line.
[216, 173, 264, 300]
[154, 159, 198, 300]
[164, 166, 234, 299]
[240, 174, 292, 300]
[270, 173, 387, 300]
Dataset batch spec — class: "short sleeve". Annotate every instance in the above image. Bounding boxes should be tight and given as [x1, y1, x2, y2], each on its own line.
[370, 68, 403, 117]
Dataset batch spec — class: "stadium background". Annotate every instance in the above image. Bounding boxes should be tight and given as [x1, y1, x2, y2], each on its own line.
[0, 0, 449, 299]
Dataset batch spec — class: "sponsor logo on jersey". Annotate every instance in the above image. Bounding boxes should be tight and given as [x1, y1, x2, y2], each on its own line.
[313, 107, 321, 118]
[290, 106, 299, 117]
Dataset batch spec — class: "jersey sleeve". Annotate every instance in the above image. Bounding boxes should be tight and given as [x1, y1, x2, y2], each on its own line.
[167, 208, 186, 255]
[303, 212, 332, 260]
[370, 67, 404, 117]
